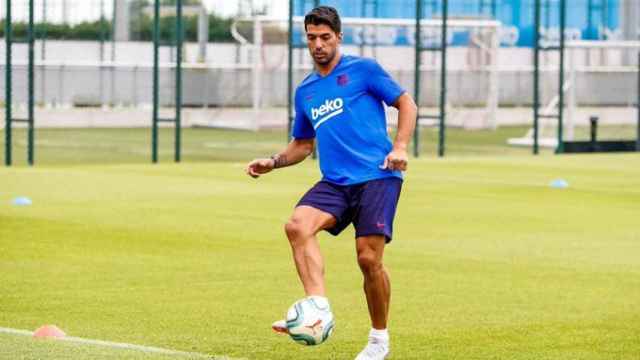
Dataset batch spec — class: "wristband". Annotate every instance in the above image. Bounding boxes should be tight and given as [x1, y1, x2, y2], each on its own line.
[270, 154, 280, 169]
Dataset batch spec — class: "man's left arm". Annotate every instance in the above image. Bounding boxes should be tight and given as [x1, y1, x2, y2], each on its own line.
[381, 93, 417, 171]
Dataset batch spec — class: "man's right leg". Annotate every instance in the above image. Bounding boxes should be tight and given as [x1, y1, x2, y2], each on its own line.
[272, 205, 336, 334]
[284, 205, 336, 296]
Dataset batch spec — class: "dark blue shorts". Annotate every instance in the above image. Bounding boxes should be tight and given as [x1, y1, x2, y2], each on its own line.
[297, 177, 403, 243]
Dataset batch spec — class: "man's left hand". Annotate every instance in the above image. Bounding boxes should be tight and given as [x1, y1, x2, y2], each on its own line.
[380, 147, 408, 171]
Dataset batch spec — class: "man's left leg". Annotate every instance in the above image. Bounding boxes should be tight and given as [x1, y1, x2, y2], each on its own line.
[352, 178, 402, 360]
[355, 235, 391, 360]
[357, 235, 390, 329]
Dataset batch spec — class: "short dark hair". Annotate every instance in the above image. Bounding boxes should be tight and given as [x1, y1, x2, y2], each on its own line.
[304, 6, 341, 34]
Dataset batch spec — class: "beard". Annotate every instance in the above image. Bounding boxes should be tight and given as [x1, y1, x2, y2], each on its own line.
[312, 49, 336, 66]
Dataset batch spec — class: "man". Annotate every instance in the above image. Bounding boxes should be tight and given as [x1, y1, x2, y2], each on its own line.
[245, 6, 416, 360]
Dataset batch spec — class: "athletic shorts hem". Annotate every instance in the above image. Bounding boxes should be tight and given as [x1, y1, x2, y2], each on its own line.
[355, 231, 393, 244]
[295, 202, 342, 236]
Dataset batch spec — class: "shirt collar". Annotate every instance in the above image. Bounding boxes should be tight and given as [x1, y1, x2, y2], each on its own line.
[313, 54, 346, 79]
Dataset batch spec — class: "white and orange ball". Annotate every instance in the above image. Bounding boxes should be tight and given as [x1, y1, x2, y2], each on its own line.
[285, 296, 335, 346]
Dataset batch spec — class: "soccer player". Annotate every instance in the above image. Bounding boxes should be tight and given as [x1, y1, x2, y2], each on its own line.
[245, 6, 417, 360]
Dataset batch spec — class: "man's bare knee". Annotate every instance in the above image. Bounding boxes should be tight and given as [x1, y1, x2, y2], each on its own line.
[357, 250, 383, 276]
[284, 218, 311, 244]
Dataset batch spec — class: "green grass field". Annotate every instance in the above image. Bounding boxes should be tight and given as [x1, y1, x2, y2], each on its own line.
[1, 126, 539, 166]
[2, 124, 636, 166]
[1, 127, 639, 359]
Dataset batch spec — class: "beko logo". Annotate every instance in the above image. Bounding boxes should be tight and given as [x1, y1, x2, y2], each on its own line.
[311, 98, 344, 121]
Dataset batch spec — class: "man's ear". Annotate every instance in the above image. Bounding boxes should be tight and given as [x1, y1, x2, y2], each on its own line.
[337, 32, 343, 43]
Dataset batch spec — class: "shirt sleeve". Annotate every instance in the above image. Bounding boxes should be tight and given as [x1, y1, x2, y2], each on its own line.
[366, 59, 406, 106]
[291, 90, 316, 139]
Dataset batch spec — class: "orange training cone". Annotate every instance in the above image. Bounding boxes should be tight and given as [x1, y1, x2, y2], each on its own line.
[33, 325, 66, 339]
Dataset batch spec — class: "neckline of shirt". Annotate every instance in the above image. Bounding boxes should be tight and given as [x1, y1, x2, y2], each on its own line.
[313, 54, 347, 80]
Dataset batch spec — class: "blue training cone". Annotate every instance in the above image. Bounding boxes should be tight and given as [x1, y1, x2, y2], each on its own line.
[12, 197, 33, 206]
[549, 179, 569, 189]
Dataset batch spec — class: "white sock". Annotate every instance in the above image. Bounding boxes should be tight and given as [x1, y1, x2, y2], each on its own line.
[306, 295, 330, 309]
[369, 328, 389, 343]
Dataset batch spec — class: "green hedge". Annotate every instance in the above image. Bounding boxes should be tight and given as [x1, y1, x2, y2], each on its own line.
[130, 14, 233, 42]
[0, 14, 232, 42]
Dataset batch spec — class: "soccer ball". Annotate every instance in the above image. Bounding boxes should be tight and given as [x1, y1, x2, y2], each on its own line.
[286, 296, 335, 346]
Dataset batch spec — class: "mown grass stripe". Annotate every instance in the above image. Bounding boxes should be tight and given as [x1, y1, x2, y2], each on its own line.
[0, 326, 244, 359]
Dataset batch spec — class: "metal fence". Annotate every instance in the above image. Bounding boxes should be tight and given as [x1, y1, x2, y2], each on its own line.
[1, 0, 639, 166]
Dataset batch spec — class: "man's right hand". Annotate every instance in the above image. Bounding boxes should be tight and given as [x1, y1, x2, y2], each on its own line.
[245, 158, 275, 178]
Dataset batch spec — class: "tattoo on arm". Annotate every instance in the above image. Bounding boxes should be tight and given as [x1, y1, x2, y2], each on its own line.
[271, 154, 288, 169]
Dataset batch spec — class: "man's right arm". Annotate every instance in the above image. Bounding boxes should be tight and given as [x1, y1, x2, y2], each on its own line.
[245, 138, 315, 179]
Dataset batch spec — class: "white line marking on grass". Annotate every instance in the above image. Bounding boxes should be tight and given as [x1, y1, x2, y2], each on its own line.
[0, 327, 33, 337]
[0, 326, 245, 360]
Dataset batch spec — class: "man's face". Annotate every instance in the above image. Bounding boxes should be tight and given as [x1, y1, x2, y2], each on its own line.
[306, 23, 342, 66]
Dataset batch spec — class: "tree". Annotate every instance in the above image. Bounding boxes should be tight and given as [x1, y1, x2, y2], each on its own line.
[129, 0, 151, 41]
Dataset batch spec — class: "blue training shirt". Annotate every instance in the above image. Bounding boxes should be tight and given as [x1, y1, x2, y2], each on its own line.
[292, 55, 405, 186]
